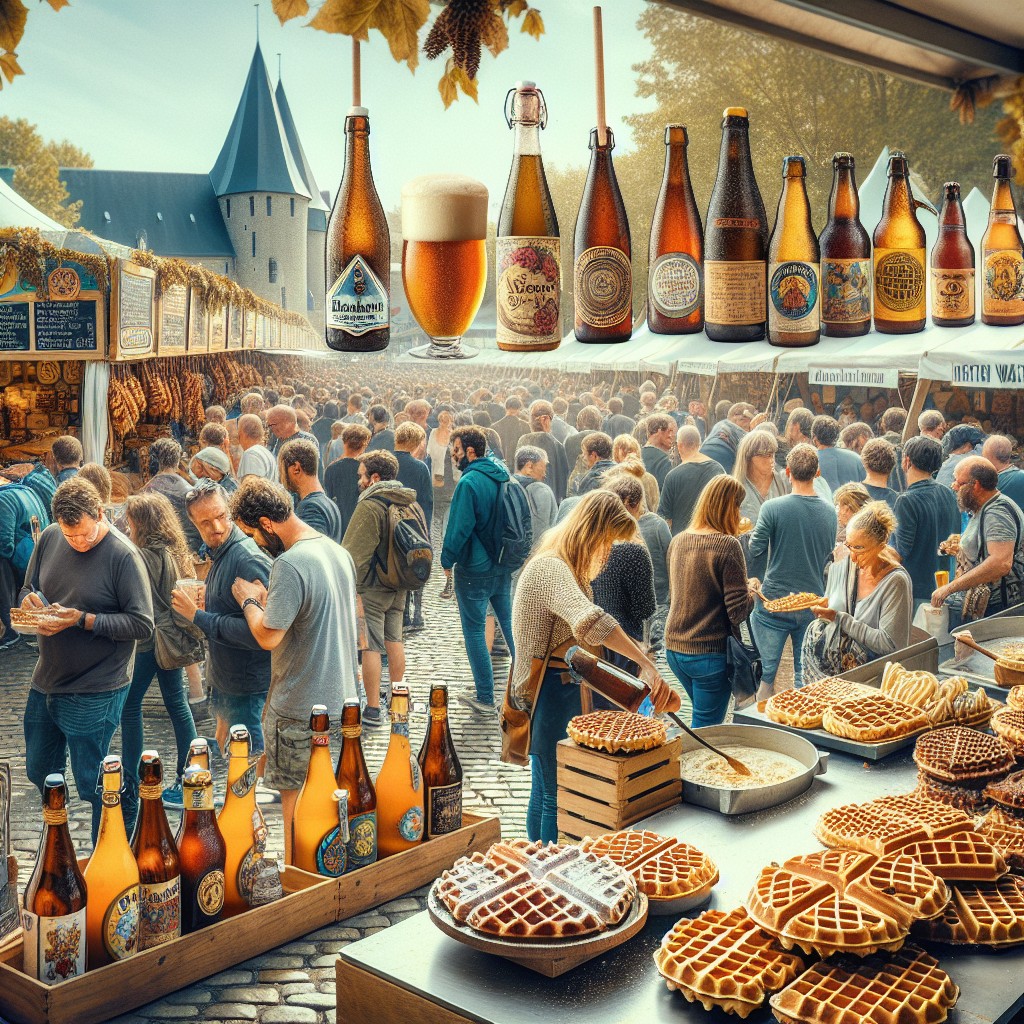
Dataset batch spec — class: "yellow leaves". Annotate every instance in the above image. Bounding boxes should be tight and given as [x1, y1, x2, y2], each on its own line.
[480, 10, 507, 58]
[502, 0, 527, 16]
[272, 0, 309, 24]
[42, 0, 69, 10]
[0, 50, 22, 87]
[0, 0, 27, 53]
[521, 7, 543, 40]
[438, 61, 478, 110]
[308, 0, 428, 70]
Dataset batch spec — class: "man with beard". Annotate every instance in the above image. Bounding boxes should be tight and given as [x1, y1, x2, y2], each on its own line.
[932, 456, 1024, 625]
[279, 438, 343, 543]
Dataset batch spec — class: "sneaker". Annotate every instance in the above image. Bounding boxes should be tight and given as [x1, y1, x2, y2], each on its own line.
[255, 780, 280, 805]
[362, 706, 384, 728]
[459, 695, 497, 717]
[440, 574, 455, 600]
[162, 781, 184, 809]
[0, 633, 22, 653]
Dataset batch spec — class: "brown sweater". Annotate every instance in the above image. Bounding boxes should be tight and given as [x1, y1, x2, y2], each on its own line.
[665, 531, 753, 655]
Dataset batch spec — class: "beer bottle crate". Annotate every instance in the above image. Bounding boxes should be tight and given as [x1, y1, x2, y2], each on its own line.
[556, 736, 682, 841]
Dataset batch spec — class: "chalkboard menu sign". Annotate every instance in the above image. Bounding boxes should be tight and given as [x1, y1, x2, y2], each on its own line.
[227, 304, 243, 350]
[0, 300, 30, 352]
[188, 287, 209, 353]
[34, 299, 99, 352]
[112, 260, 156, 359]
[243, 308, 256, 349]
[157, 284, 188, 354]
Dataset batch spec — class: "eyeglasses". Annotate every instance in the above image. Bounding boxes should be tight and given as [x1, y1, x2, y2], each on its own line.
[185, 479, 220, 505]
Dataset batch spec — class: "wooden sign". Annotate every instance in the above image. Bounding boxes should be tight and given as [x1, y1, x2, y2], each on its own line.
[227, 304, 243, 350]
[187, 287, 209, 353]
[156, 283, 188, 355]
[209, 306, 227, 352]
[110, 260, 156, 360]
[243, 308, 256, 349]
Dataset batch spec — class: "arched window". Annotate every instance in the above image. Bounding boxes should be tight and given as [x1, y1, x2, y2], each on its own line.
[269, 259, 278, 283]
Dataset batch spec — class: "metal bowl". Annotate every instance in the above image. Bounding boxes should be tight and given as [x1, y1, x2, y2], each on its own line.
[678, 723, 828, 816]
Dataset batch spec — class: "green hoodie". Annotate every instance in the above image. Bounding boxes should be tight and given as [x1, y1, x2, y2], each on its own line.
[440, 455, 511, 578]
[342, 478, 419, 590]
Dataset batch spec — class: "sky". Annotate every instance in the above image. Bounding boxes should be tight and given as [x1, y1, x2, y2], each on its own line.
[12, 0, 656, 217]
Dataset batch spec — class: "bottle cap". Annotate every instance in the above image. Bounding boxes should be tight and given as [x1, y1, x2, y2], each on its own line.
[994, 154, 1014, 177]
[44, 772, 66, 789]
[943, 181, 961, 191]
[348, 106, 369, 117]
[832, 152, 854, 163]
[782, 155, 806, 175]
[515, 80, 537, 91]
[229, 724, 251, 743]
[723, 106, 748, 118]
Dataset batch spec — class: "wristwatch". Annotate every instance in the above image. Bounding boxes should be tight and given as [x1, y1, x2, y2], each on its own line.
[77, 612, 87, 629]
[241, 597, 264, 614]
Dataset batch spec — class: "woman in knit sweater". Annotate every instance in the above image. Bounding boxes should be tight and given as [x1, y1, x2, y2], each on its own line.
[511, 490, 678, 843]
[665, 476, 756, 728]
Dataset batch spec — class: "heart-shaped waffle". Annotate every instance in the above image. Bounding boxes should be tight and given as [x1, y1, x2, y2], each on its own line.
[911, 875, 1024, 946]
[914, 725, 1015, 784]
[566, 710, 667, 753]
[822, 694, 930, 743]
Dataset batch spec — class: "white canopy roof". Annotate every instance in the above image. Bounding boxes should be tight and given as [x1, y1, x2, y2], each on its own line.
[0, 176, 64, 230]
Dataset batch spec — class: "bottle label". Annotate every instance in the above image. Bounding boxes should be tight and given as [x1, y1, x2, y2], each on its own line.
[713, 217, 760, 230]
[821, 258, 871, 324]
[316, 827, 348, 877]
[22, 907, 86, 984]
[138, 875, 181, 950]
[185, 786, 214, 811]
[768, 261, 819, 332]
[230, 759, 259, 799]
[496, 236, 561, 348]
[704, 260, 765, 325]
[409, 754, 421, 791]
[196, 869, 225, 918]
[426, 782, 463, 839]
[397, 806, 424, 842]
[873, 248, 925, 319]
[931, 268, 975, 320]
[574, 246, 632, 328]
[983, 250, 1024, 315]
[326, 255, 389, 336]
[649, 253, 702, 318]
[237, 846, 261, 903]
[346, 810, 377, 870]
[103, 884, 140, 961]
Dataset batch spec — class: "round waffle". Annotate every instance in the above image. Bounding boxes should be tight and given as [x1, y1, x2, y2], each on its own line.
[911, 875, 1024, 946]
[914, 771, 991, 814]
[977, 806, 1024, 873]
[1007, 686, 1024, 712]
[822, 694, 930, 743]
[913, 726, 1015, 784]
[991, 707, 1024, 754]
[566, 710, 667, 754]
[761, 592, 826, 613]
[654, 907, 805, 1017]
[880, 662, 939, 708]
[983, 769, 1024, 813]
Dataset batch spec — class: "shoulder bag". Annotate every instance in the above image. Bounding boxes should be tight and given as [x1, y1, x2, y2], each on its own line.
[499, 622, 555, 767]
[149, 552, 206, 670]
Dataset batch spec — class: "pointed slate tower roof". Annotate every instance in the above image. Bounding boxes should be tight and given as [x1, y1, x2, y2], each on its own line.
[211, 42, 310, 199]
[276, 76, 329, 213]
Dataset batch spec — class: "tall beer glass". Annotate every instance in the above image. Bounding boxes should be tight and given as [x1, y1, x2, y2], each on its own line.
[401, 174, 488, 359]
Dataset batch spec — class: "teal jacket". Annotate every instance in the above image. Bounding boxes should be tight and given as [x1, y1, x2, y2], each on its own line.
[440, 455, 510, 578]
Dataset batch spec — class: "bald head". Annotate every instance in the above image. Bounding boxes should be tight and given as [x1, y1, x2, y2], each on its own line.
[676, 425, 701, 454]
[266, 404, 298, 440]
[982, 434, 1014, 471]
[237, 413, 265, 446]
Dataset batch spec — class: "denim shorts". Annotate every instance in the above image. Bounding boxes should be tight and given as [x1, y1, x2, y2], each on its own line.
[212, 689, 268, 754]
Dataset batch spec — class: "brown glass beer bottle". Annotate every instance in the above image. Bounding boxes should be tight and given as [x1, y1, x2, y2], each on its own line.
[981, 155, 1024, 326]
[819, 153, 871, 337]
[177, 766, 227, 933]
[335, 698, 378, 871]
[931, 182, 975, 327]
[567, 647, 652, 712]
[417, 684, 463, 840]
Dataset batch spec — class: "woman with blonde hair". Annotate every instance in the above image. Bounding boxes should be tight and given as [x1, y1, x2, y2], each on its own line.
[427, 404, 459, 562]
[665, 475, 756, 727]
[734, 429, 787, 524]
[511, 490, 678, 842]
[831, 481, 872, 562]
[802, 500, 912, 683]
[612, 435, 660, 511]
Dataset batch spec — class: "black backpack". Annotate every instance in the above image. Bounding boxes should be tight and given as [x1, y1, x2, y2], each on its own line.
[368, 496, 433, 591]
[488, 477, 533, 571]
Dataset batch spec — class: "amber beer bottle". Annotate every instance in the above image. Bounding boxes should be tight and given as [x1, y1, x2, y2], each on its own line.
[567, 647, 652, 712]
[931, 182, 975, 328]
[325, 105, 390, 352]
[130, 752, 181, 950]
[177, 766, 226, 933]
[573, 127, 632, 342]
[705, 108, 768, 342]
[873, 151, 926, 334]
[22, 775, 87, 984]
[819, 153, 871, 337]
[981, 155, 1024, 326]
[417, 684, 463, 840]
[497, 82, 561, 352]
[218, 726, 264, 915]
[83, 756, 139, 969]
[648, 125, 704, 335]
[175, 738, 212, 844]
[335, 698, 378, 871]
[375, 685, 425, 856]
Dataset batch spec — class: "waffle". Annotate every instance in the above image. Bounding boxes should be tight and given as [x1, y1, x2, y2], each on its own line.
[9, 607, 66, 629]
[911, 875, 1024, 946]
[765, 688, 829, 729]
[991, 706, 1024, 753]
[744, 849, 949, 957]
[580, 829, 718, 902]
[436, 840, 637, 940]
[949, 688, 998, 729]
[822, 694, 930, 743]
[769, 944, 958, 1024]
[1008, 686, 1024, 712]
[914, 771, 991, 814]
[566, 710, 667, 753]
[761, 592, 825, 613]
[913, 726, 1015, 783]
[978, 806, 1024, 873]
[803, 676, 878, 702]
[939, 533, 961, 555]
[880, 662, 939, 708]
[654, 907, 805, 1017]
[984, 769, 1024, 813]
[938, 676, 969, 701]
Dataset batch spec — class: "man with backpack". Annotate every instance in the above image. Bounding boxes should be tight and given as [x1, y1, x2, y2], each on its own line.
[441, 426, 531, 716]
[342, 450, 432, 727]
[0, 475, 49, 650]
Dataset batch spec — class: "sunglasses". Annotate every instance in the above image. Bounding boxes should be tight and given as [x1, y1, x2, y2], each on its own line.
[185, 479, 220, 505]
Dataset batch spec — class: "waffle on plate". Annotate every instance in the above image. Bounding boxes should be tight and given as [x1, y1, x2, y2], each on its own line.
[911, 874, 1024, 946]
[566, 710, 667, 754]
[761, 592, 826, 613]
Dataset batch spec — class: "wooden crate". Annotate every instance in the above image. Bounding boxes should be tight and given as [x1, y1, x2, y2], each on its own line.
[556, 736, 682, 841]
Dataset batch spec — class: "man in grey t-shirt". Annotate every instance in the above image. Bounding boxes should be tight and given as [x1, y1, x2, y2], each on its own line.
[230, 477, 360, 865]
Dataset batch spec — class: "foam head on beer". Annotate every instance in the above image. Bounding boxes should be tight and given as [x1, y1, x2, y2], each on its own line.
[401, 174, 488, 242]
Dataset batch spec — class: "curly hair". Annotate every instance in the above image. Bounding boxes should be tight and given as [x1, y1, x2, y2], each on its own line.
[231, 477, 293, 527]
[52, 477, 102, 526]
[360, 450, 399, 482]
[124, 492, 193, 577]
[279, 438, 319, 478]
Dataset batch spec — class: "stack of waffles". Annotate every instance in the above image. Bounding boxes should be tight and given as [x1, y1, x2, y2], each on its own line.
[980, 770, 1024, 872]
[566, 711, 667, 754]
[913, 726, 1015, 813]
[991, 706, 1024, 757]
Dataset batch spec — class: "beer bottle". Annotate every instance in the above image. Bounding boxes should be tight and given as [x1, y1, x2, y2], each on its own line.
[22, 774, 87, 984]
[375, 685, 424, 856]
[417, 684, 463, 840]
[293, 706, 352, 876]
[130, 752, 181, 950]
[177, 766, 226, 933]
[819, 153, 871, 337]
[705, 108, 768, 342]
[497, 81, 561, 352]
[218, 726, 264, 915]
[873, 151, 926, 334]
[83, 756, 139, 969]
[767, 156, 820, 348]
[981, 154, 1024, 326]
[335, 698, 378, 871]
[175, 738, 212, 844]
[567, 647, 652, 713]
[931, 182, 976, 327]
[325, 105, 390, 352]
[648, 125, 704, 335]
[573, 128, 632, 343]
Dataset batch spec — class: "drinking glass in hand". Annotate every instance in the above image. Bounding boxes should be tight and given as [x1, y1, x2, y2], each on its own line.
[401, 174, 488, 359]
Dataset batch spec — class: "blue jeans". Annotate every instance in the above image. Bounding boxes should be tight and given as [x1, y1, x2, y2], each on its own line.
[213, 689, 267, 754]
[527, 670, 581, 843]
[666, 650, 730, 728]
[454, 572, 514, 703]
[750, 602, 814, 689]
[24, 685, 129, 847]
[121, 648, 197, 834]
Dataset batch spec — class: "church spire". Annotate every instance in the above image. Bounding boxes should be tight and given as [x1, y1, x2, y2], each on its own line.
[276, 72, 329, 213]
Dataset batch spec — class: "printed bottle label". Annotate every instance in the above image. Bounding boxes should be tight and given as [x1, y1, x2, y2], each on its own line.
[768, 261, 819, 332]
[316, 827, 348, 877]
[574, 246, 632, 328]
[22, 907, 86, 985]
[496, 236, 561, 348]
[704, 260, 765, 325]
[983, 249, 1024, 316]
[138, 875, 181, 950]
[873, 247, 925, 319]
[237, 846, 261, 903]
[195, 869, 225, 918]
[186, 786, 214, 811]
[425, 782, 463, 839]
[649, 253, 702, 318]
[821, 258, 871, 324]
[931, 268, 975, 320]
[397, 805, 424, 842]
[346, 810, 377, 870]
[326, 255, 389, 336]
[103, 884, 140, 960]
[230, 759, 259, 799]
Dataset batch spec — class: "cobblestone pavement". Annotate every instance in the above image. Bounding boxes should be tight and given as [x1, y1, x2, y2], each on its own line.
[2, 581, 795, 1023]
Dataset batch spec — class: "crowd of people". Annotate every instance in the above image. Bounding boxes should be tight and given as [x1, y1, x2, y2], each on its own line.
[4, 371, 1024, 848]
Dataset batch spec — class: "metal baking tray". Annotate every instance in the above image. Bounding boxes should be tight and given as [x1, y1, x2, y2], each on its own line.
[938, 615, 1024, 699]
[678, 723, 828, 815]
